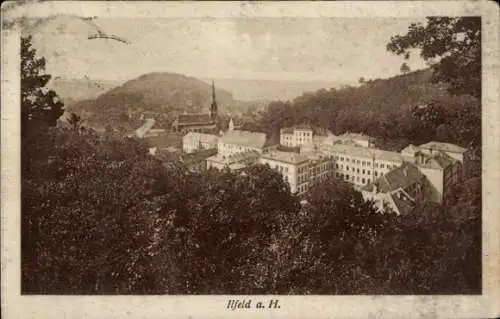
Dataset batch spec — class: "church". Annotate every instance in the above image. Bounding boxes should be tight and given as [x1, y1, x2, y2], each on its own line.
[171, 80, 219, 134]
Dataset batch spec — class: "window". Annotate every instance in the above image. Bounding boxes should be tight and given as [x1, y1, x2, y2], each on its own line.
[368, 170, 371, 175]
[362, 169, 365, 174]
[375, 163, 378, 168]
[357, 168, 360, 173]
[345, 174, 349, 180]
[362, 178, 365, 184]
[346, 165, 349, 171]
[375, 171, 378, 177]
[367, 179, 371, 184]
[356, 176, 360, 182]
[380, 164, 385, 168]
[357, 160, 360, 164]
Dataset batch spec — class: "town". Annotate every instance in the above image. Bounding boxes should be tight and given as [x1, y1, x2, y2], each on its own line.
[133, 81, 469, 216]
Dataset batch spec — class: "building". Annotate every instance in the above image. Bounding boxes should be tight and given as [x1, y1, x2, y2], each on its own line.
[206, 150, 261, 172]
[260, 150, 334, 196]
[180, 148, 218, 172]
[361, 162, 429, 215]
[182, 132, 218, 153]
[401, 146, 459, 204]
[315, 143, 403, 189]
[171, 80, 219, 134]
[280, 125, 314, 147]
[218, 129, 277, 157]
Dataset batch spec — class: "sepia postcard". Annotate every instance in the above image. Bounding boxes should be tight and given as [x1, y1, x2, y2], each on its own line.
[1, 1, 499, 318]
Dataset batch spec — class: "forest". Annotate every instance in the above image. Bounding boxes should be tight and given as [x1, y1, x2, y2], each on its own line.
[21, 17, 482, 294]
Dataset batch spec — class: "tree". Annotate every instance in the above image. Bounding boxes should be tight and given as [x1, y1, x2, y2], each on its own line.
[21, 35, 64, 136]
[358, 77, 365, 84]
[400, 62, 411, 74]
[387, 17, 481, 99]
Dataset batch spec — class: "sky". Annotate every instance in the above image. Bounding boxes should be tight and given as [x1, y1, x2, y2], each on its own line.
[29, 17, 428, 84]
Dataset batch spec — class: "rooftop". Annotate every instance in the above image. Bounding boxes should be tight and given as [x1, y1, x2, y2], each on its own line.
[324, 143, 403, 163]
[261, 150, 309, 165]
[416, 151, 457, 169]
[418, 141, 467, 154]
[219, 130, 267, 149]
[362, 162, 425, 193]
[389, 191, 416, 216]
[207, 150, 261, 165]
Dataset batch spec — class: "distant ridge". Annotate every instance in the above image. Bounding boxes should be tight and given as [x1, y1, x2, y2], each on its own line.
[202, 77, 348, 101]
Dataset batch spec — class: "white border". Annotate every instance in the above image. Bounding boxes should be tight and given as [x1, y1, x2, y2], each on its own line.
[2, 1, 499, 318]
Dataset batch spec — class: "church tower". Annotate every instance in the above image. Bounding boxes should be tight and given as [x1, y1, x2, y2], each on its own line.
[210, 79, 218, 120]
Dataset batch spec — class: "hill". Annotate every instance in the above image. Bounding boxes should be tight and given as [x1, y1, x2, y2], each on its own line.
[244, 69, 480, 151]
[68, 72, 237, 130]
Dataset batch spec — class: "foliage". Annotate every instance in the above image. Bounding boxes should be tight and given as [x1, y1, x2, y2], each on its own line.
[387, 17, 481, 99]
[21, 35, 64, 136]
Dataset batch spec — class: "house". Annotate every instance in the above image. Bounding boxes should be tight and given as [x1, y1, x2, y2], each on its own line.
[280, 125, 314, 147]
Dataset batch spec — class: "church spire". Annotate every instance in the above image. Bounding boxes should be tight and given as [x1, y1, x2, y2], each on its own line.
[210, 79, 218, 120]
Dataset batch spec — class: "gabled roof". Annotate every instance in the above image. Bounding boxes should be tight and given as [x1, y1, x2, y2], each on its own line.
[363, 162, 425, 193]
[219, 130, 267, 149]
[418, 141, 467, 154]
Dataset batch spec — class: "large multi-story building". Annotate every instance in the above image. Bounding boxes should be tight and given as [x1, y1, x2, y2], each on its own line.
[260, 150, 334, 196]
[218, 129, 277, 157]
[314, 143, 404, 189]
[280, 125, 314, 147]
[182, 132, 218, 153]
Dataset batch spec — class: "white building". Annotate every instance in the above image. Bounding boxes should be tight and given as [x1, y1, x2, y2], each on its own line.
[280, 125, 314, 147]
[313, 143, 404, 189]
[260, 150, 334, 196]
[182, 132, 218, 153]
[218, 129, 277, 157]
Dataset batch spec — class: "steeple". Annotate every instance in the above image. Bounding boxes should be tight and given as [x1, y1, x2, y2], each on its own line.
[210, 79, 218, 120]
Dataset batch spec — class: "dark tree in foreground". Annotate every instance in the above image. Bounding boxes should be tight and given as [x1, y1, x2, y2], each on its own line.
[21, 35, 64, 136]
